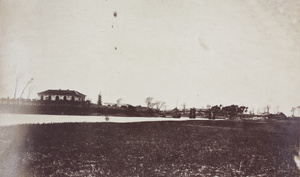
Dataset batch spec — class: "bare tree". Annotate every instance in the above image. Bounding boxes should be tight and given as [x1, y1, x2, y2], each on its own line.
[181, 102, 187, 113]
[297, 106, 300, 117]
[145, 97, 154, 109]
[19, 78, 33, 99]
[265, 105, 271, 114]
[275, 106, 280, 114]
[257, 108, 260, 114]
[154, 101, 166, 111]
[117, 98, 122, 106]
[163, 105, 167, 111]
[249, 108, 255, 115]
[26, 86, 34, 100]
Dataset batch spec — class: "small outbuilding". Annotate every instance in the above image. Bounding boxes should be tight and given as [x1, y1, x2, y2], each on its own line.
[268, 112, 287, 119]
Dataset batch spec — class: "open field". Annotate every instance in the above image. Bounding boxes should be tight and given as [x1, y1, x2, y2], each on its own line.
[0, 119, 299, 176]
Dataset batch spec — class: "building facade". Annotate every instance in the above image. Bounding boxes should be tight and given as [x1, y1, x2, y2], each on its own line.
[37, 89, 86, 102]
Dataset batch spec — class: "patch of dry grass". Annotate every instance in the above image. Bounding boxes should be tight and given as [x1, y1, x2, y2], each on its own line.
[0, 120, 299, 176]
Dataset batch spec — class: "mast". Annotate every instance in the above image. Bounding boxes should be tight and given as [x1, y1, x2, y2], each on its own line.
[14, 78, 18, 100]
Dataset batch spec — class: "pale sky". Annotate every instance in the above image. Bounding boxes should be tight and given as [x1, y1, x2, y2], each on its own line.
[0, 0, 299, 115]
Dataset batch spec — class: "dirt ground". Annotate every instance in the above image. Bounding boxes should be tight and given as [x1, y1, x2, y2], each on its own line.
[0, 119, 299, 176]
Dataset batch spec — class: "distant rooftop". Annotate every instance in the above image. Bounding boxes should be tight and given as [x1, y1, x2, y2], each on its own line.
[37, 89, 86, 97]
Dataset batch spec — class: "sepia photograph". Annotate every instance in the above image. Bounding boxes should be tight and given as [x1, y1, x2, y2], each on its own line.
[0, 0, 300, 176]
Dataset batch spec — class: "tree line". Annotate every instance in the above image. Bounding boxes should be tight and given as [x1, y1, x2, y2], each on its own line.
[209, 105, 248, 119]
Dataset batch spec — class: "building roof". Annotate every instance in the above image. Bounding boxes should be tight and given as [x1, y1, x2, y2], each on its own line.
[37, 89, 86, 97]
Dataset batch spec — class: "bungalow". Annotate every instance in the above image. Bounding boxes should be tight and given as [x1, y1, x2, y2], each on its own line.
[37, 89, 86, 102]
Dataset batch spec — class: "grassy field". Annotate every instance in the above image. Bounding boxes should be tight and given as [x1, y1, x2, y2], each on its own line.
[0, 119, 299, 176]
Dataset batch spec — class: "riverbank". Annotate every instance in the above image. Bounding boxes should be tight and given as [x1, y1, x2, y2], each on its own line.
[0, 103, 166, 117]
[0, 119, 299, 176]
[0, 113, 193, 126]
